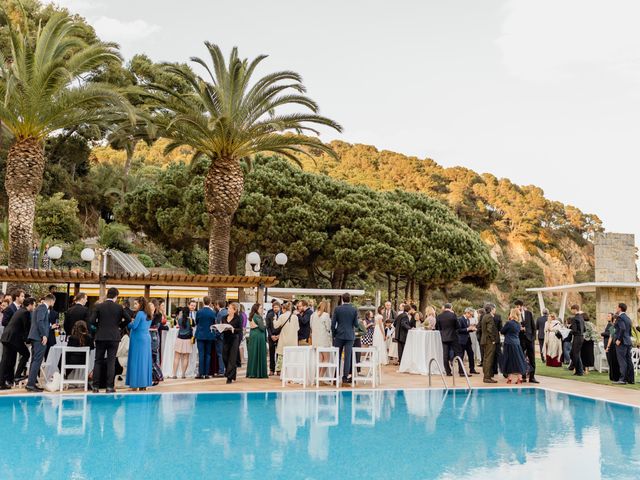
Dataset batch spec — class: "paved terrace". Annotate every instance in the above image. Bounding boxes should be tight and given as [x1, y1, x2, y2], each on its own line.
[1, 365, 638, 407]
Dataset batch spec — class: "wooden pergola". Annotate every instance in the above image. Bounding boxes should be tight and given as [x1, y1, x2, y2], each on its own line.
[0, 268, 278, 303]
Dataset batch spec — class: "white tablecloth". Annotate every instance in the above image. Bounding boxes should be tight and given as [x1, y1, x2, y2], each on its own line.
[281, 346, 316, 386]
[161, 328, 199, 378]
[470, 331, 481, 362]
[399, 329, 443, 375]
[44, 343, 95, 382]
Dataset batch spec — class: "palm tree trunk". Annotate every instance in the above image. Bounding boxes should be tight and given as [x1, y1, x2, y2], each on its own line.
[5, 138, 45, 272]
[204, 157, 244, 300]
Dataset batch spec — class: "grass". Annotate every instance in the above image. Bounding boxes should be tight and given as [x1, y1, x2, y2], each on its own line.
[535, 359, 640, 390]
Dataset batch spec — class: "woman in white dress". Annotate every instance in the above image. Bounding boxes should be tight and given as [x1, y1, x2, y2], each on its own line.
[373, 306, 389, 365]
[273, 301, 299, 374]
[543, 313, 563, 367]
[311, 300, 332, 377]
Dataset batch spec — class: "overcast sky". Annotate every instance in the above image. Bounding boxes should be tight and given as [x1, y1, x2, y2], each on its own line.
[52, 0, 640, 242]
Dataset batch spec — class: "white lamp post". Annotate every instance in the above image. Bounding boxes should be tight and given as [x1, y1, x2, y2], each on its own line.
[47, 246, 63, 269]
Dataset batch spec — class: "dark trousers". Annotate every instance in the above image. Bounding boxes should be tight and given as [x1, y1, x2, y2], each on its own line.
[442, 341, 456, 375]
[606, 345, 620, 381]
[397, 341, 405, 363]
[214, 334, 225, 374]
[223, 335, 241, 381]
[197, 339, 213, 376]
[268, 337, 277, 373]
[334, 338, 354, 382]
[458, 338, 475, 373]
[93, 340, 120, 389]
[571, 335, 584, 375]
[150, 331, 163, 382]
[27, 341, 47, 387]
[0, 342, 29, 384]
[483, 343, 496, 380]
[521, 338, 536, 379]
[538, 338, 545, 361]
[616, 344, 634, 384]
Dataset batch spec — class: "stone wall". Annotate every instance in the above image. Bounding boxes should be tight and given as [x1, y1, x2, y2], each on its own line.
[594, 232, 637, 282]
[595, 286, 637, 326]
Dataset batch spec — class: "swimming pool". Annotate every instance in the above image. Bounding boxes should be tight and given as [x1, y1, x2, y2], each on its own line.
[0, 388, 638, 479]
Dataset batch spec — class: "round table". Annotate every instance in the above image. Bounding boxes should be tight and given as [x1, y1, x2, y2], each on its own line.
[398, 329, 444, 375]
[161, 328, 199, 378]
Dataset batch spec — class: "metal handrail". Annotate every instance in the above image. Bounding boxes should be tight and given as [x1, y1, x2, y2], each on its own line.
[452, 356, 472, 391]
[428, 357, 448, 390]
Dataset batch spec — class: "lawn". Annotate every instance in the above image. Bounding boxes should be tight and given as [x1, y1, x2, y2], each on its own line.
[535, 359, 640, 391]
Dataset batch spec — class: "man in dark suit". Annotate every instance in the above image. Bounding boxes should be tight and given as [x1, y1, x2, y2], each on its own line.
[90, 288, 131, 393]
[480, 303, 499, 383]
[515, 299, 539, 383]
[332, 292, 359, 385]
[2, 289, 25, 327]
[536, 309, 548, 361]
[195, 296, 216, 379]
[265, 301, 281, 376]
[297, 300, 312, 345]
[382, 301, 396, 325]
[26, 295, 56, 392]
[614, 303, 634, 384]
[393, 304, 413, 363]
[569, 304, 585, 376]
[456, 307, 478, 375]
[0, 298, 36, 389]
[436, 303, 458, 376]
[64, 293, 90, 336]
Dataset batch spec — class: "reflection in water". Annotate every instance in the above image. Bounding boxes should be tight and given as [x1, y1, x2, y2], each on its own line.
[0, 389, 638, 479]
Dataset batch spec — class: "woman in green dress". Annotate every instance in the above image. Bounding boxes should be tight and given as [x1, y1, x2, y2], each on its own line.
[246, 303, 268, 378]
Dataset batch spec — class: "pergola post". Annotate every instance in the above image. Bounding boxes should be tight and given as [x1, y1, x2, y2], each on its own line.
[537, 291, 546, 316]
[73, 282, 80, 296]
[559, 291, 568, 321]
[144, 284, 151, 299]
[256, 283, 265, 305]
[98, 279, 106, 301]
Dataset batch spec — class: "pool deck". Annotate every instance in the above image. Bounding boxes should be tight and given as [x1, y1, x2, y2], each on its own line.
[1, 364, 638, 407]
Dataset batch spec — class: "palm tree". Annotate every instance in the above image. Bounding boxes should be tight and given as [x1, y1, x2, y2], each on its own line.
[0, 12, 130, 269]
[151, 43, 342, 298]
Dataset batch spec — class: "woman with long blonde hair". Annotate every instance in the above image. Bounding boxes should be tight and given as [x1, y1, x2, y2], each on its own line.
[311, 300, 332, 378]
[425, 306, 436, 330]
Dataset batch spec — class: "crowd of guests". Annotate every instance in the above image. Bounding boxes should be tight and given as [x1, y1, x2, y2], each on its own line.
[1, 286, 638, 392]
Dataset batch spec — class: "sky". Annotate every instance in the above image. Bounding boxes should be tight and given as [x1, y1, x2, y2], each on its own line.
[51, 0, 640, 243]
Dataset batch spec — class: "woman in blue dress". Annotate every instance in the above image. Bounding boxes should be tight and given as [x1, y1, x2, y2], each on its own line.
[499, 308, 528, 384]
[126, 297, 153, 391]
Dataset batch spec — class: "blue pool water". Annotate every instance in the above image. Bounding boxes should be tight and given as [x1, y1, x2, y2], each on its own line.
[0, 388, 638, 479]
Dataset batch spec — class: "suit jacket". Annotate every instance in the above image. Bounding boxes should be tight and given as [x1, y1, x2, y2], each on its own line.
[435, 310, 458, 343]
[223, 313, 243, 340]
[519, 309, 536, 342]
[536, 315, 548, 340]
[90, 300, 131, 342]
[1, 307, 31, 346]
[615, 312, 632, 346]
[456, 316, 471, 345]
[382, 308, 396, 324]
[195, 307, 216, 341]
[2, 302, 18, 327]
[64, 303, 90, 335]
[298, 308, 312, 340]
[265, 309, 281, 337]
[394, 312, 412, 344]
[331, 303, 359, 341]
[28, 303, 50, 343]
[480, 313, 498, 345]
[570, 313, 585, 337]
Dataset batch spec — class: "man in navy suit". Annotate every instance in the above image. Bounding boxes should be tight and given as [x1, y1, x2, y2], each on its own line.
[2, 289, 24, 327]
[614, 303, 634, 385]
[26, 294, 56, 392]
[332, 293, 359, 385]
[436, 303, 459, 376]
[456, 307, 478, 375]
[195, 297, 216, 379]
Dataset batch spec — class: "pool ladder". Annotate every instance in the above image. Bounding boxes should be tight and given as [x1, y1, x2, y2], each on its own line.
[427, 356, 472, 392]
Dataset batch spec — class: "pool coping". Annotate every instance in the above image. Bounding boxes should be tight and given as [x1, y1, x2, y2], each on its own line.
[2, 385, 638, 410]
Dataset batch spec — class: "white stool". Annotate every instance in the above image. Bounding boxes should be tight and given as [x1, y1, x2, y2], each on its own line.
[315, 347, 339, 388]
[596, 341, 609, 373]
[60, 346, 91, 392]
[352, 347, 380, 387]
[281, 346, 312, 388]
[632, 348, 640, 373]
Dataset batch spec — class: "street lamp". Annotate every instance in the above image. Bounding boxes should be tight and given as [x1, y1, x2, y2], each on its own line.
[47, 246, 62, 269]
[246, 251, 288, 303]
[80, 248, 96, 262]
[31, 244, 39, 269]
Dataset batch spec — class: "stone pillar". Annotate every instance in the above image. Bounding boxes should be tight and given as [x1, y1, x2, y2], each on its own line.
[594, 233, 638, 327]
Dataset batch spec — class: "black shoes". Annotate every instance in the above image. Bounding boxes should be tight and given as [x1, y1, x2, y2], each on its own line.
[26, 385, 43, 392]
[469, 370, 479, 375]
[106, 388, 116, 393]
[226, 378, 232, 384]
[483, 378, 497, 383]
[529, 378, 540, 384]
[195, 375, 204, 380]
[613, 380, 627, 385]
[0, 383, 11, 390]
